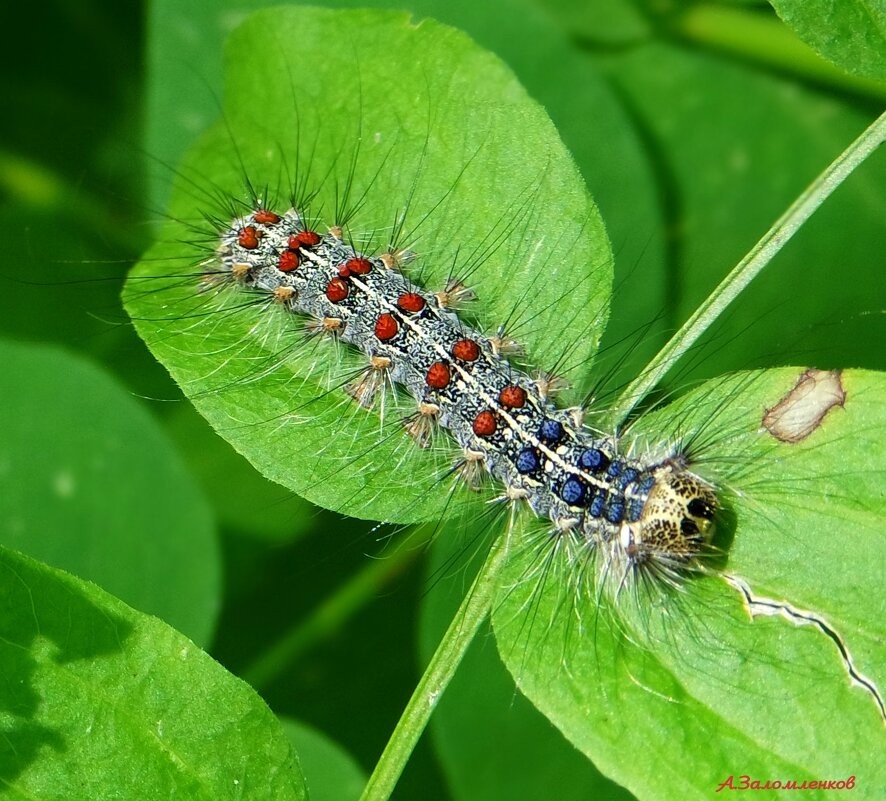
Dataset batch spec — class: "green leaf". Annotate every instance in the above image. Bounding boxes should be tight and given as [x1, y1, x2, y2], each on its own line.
[0, 340, 220, 646]
[0, 545, 306, 799]
[493, 368, 886, 800]
[280, 718, 366, 801]
[165, 404, 318, 542]
[127, 6, 612, 524]
[769, 0, 886, 81]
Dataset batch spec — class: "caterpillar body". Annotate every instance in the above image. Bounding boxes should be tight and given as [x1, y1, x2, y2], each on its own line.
[215, 208, 717, 584]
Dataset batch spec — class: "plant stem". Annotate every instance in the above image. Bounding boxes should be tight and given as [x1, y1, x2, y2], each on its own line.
[610, 107, 886, 427]
[359, 529, 512, 801]
[241, 529, 428, 689]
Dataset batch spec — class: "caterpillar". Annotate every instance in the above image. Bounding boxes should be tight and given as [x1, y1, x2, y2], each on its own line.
[124, 6, 886, 800]
[213, 205, 717, 585]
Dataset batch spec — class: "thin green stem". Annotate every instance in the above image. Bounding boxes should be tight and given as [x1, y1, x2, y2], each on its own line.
[359, 529, 512, 801]
[610, 107, 886, 427]
[241, 529, 428, 689]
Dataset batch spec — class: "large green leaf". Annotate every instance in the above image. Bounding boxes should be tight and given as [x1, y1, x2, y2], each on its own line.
[493, 368, 886, 799]
[770, 0, 886, 81]
[0, 545, 306, 799]
[126, 7, 612, 523]
[0, 340, 219, 646]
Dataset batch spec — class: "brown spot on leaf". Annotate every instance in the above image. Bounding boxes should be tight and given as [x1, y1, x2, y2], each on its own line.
[762, 369, 846, 443]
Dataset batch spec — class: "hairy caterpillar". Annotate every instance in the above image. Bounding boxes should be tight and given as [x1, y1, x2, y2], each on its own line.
[124, 6, 885, 800]
[213, 205, 716, 583]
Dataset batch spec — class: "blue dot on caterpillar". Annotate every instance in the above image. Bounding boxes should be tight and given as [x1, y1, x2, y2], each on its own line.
[217, 207, 718, 583]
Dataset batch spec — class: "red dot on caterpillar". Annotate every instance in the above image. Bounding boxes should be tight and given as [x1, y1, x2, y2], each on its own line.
[278, 250, 300, 272]
[337, 258, 373, 277]
[253, 209, 281, 225]
[374, 314, 398, 341]
[326, 277, 349, 302]
[452, 339, 480, 361]
[238, 226, 260, 249]
[472, 410, 497, 437]
[289, 230, 321, 249]
[426, 362, 451, 390]
[347, 258, 373, 276]
[397, 292, 426, 313]
[499, 385, 527, 408]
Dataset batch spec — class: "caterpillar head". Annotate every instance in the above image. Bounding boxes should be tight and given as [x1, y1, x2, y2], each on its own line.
[619, 464, 717, 575]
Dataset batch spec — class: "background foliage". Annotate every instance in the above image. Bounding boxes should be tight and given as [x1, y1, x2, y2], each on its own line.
[1, 1, 883, 799]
